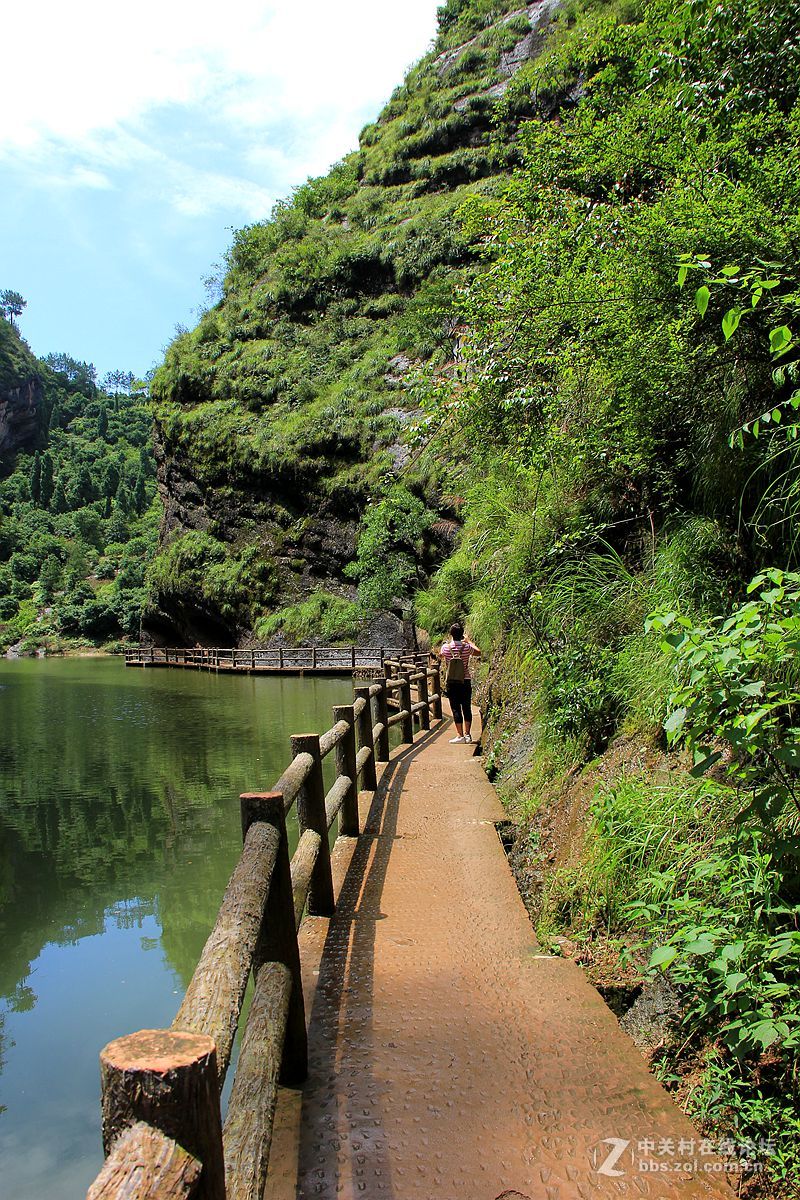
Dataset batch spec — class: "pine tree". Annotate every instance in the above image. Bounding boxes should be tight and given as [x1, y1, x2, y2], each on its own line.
[97, 406, 109, 439]
[30, 451, 42, 505]
[51, 478, 68, 514]
[40, 452, 54, 509]
[38, 554, 63, 600]
[116, 481, 132, 515]
[107, 504, 129, 544]
[133, 471, 147, 514]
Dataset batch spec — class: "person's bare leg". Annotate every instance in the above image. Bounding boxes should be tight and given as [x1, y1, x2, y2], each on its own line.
[453, 721, 464, 737]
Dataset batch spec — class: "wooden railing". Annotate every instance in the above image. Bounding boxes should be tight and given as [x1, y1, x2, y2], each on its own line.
[123, 646, 422, 673]
[86, 659, 442, 1200]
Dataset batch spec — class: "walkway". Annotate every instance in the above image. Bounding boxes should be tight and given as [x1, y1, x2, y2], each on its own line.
[267, 720, 732, 1199]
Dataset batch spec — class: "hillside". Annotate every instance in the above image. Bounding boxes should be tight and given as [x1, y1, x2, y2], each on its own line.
[0, 325, 159, 652]
[147, 0, 564, 644]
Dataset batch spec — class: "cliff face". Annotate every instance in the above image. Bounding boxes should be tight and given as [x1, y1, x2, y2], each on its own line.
[148, 0, 560, 643]
[0, 377, 42, 460]
[0, 323, 45, 467]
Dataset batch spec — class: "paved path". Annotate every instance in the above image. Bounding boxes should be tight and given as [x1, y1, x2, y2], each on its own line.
[268, 720, 732, 1199]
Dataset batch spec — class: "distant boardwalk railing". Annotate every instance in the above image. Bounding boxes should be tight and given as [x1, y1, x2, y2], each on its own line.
[86, 656, 441, 1200]
[124, 645, 414, 673]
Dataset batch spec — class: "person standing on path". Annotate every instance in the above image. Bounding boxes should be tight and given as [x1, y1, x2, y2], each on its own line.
[440, 622, 481, 744]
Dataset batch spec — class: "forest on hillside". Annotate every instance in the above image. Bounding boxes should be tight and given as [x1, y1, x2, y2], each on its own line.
[0, 321, 159, 653]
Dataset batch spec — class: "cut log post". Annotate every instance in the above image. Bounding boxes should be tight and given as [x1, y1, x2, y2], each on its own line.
[399, 672, 414, 744]
[353, 685, 378, 790]
[431, 662, 443, 719]
[240, 793, 307, 1085]
[373, 678, 390, 762]
[332, 704, 359, 836]
[99, 1029, 225, 1200]
[290, 734, 334, 916]
[417, 668, 431, 732]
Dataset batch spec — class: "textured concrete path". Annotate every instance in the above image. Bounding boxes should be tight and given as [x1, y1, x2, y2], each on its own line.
[267, 720, 732, 1199]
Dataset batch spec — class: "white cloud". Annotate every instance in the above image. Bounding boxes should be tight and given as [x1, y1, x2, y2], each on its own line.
[2, 1, 440, 215]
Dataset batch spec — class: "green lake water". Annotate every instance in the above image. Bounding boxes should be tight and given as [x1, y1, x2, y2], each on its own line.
[0, 657, 351, 1199]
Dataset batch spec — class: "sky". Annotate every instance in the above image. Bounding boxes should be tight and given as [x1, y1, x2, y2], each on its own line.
[1, 0, 442, 384]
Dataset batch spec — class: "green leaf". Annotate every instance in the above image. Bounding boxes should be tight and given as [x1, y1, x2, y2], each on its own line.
[722, 308, 741, 340]
[695, 286, 710, 317]
[684, 935, 716, 956]
[724, 972, 747, 993]
[649, 945, 678, 970]
[720, 265, 740, 277]
[663, 706, 687, 738]
[769, 325, 793, 354]
[677, 265, 689, 288]
[748, 1019, 780, 1049]
[689, 750, 722, 777]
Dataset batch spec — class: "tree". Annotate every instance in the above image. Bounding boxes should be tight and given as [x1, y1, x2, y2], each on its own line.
[38, 554, 63, 601]
[42, 352, 97, 396]
[30, 452, 42, 505]
[132, 471, 147, 515]
[1, 289, 26, 326]
[39, 452, 54, 509]
[51, 477, 68, 514]
[115, 481, 132, 515]
[106, 504, 129, 544]
[346, 487, 434, 616]
[97, 406, 109, 439]
[68, 464, 94, 508]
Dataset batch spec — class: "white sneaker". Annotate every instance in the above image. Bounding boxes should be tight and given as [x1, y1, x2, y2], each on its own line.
[449, 735, 466, 744]
[464, 734, 473, 744]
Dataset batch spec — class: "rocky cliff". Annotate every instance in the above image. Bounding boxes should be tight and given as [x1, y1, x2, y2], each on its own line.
[0, 323, 44, 467]
[147, 0, 562, 645]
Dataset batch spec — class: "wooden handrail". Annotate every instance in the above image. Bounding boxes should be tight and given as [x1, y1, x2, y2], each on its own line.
[86, 658, 444, 1200]
[123, 645, 418, 675]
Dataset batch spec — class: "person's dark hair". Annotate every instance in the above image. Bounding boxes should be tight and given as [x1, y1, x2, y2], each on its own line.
[450, 623, 464, 641]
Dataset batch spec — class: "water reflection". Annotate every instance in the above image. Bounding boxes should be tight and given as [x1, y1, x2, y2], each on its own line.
[0, 657, 349, 1199]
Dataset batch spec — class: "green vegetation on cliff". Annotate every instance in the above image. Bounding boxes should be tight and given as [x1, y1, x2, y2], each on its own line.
[0, 323, 159, 652]
[147, 0, 558, 642]
[408, 0, 800, 1188]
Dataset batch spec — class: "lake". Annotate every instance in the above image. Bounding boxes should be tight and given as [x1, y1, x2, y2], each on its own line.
[0, 656, 351, 1199]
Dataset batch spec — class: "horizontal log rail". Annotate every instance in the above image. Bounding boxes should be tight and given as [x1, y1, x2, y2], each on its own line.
[123, 645, 429, 676]
[87, 659, 443, 1200]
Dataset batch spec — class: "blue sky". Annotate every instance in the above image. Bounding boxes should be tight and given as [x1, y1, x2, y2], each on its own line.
[1, 1, 442, 384]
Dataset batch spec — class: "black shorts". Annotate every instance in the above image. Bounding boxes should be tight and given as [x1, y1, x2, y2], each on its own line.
[446, 679, 472, 724]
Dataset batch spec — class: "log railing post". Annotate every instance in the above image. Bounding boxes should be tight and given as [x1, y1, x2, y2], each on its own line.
[312, 646, 317, 670]
[399, 671, 414, 745]
[374, 678, 390, 763]
[354, 685, 378, 791]
[240, 792, 307, 1085]
[99, 1028, 226, 1200]
[279, 647, 284, 671]
[290, 735, 334, 916]
[417, 668, 431, 731]
[332, 705, 359, 836]
[431, 662, 442, 719]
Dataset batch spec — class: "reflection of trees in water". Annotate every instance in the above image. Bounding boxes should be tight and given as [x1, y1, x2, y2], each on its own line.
[0, 663, 347, 1010]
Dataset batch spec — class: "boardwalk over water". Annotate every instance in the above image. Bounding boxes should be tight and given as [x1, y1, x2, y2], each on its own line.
[88, 668, 731, 1200]
[124, 646, 413, 674]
